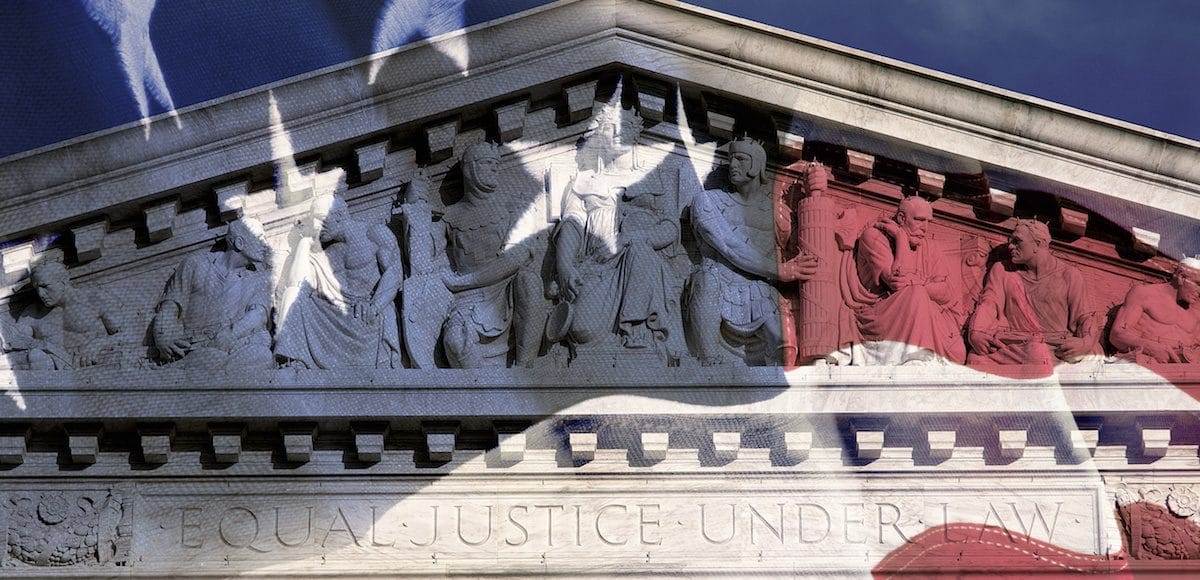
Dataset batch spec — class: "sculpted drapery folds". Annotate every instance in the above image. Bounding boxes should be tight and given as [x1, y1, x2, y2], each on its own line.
[687, 137, 819, 366]
[844, 196, 966, 365]
[1110, 257, 1200, 364]
[150, 218, 274, 370]
[439, 142, 543, 368]
[275, 192, 404, 369]
[1, 261, 121, 370]
[967, 219, 1100, 368]
[547, 99, 684, 363]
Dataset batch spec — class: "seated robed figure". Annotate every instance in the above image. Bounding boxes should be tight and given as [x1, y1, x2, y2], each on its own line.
[439, 143, 543, 368]
[843, 196, 965, 365]
[150, 218, 274, 370]
[547, 99, 683, 362]
[967, 219, 1099, 367]
[1110, 257, 1200, 364]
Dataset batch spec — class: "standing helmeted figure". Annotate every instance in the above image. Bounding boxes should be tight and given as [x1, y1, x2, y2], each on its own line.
[439, 143, 543, 368]
[686, 137, 820, 365]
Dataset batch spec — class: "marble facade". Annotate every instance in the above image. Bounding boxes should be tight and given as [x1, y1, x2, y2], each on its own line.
[1, 0, 1199, 576]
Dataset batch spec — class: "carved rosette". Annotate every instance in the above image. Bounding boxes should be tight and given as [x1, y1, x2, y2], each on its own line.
[1169, 487, 1200, 518]
[5, 490, 129, 567]
[1116, 485, 1200, 560]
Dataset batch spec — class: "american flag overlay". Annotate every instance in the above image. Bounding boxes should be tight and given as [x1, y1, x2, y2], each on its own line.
[0, 1, 1198, 577]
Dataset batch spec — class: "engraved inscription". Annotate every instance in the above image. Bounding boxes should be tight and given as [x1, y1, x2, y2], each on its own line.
[147, 495, 1079, 562]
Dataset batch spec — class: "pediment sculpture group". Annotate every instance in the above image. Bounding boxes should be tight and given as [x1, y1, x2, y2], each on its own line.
[4, 105, 1199, 372]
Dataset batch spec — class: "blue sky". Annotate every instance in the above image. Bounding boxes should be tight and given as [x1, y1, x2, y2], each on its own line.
[0, 0, 1196, 158]
[691, 0, 1199, 141]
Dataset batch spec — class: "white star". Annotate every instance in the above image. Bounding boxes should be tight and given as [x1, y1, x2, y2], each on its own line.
[81, 0, 180, 137]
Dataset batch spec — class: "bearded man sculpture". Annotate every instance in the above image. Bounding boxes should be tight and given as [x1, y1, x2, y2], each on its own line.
[151, 218, 273, 370]
[844, 196, 965, 365]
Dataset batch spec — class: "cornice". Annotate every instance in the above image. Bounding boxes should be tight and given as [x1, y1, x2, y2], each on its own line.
[0, 0, 1196, 245]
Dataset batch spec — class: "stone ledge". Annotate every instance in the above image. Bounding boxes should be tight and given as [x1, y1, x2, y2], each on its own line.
[1, 364, 1198, 419]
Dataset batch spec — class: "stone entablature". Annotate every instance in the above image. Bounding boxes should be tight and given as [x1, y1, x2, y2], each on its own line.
[1, 0, 1199, 576]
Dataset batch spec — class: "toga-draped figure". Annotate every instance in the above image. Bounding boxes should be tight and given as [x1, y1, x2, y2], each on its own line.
[151, 218, 274, 370]
[547, 99, 683, 362]
[275, 193, 404, 369]
[967, 219, 1098, 367]
[844, 196, 966, 365]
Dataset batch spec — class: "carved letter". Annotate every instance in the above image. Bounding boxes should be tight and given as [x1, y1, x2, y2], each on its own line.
[180, 507, 203, 548]
[877, 503, 912, 544]
[595, 505, 629, 546]
[843, 504, 866, 544]
[370, 507, 395, 547]
[275, 507, 313, 548]
[534, 504, 564, 546]
[981, 502, 1015, 542]
[456, 505, 493, 546]
[749, 504, 784, 545]
[321, 507, 362, 547]
[797, 503, 830, 544]
[700, 503, 736, 545]
[940, 504, 966, 543]
[410, 505, 439, 547]
[219, 507, 260, 549]
[639, 504, 662, 546]
[574, 505, 583, 547]
[506, 505, 529, 547]
[1010, 502, 1062, 542]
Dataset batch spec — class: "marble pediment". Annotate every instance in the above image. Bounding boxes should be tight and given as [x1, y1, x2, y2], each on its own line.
[2, 0, 1200, 575]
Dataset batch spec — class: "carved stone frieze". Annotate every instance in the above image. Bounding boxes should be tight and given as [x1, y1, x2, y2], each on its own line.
[1110, 258, 1200, 364]
[1116, 484, 1200, 560]
[5, 489, 129, 567]
[0, 70, 1192, 374]
[0, 0, 1197, 576]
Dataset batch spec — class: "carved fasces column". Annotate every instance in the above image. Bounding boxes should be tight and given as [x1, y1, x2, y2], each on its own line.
[791, 162, 840, 365]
